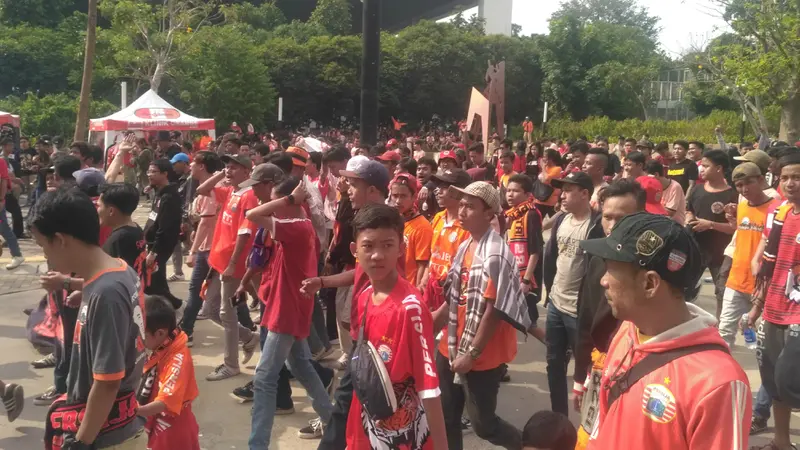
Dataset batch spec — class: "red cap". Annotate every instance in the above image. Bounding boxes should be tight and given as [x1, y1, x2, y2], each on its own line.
[391, 173, 419, 194]
[377, 150, 401, 162]
[439, 150, 457, 162]
[387, 138, 398, 147]
[636, 176, 668, 216]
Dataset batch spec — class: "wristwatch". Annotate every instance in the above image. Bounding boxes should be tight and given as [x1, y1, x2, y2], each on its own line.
[521, 278, 531, 286]
[467, 345, 482, 361]
[286, 194, 295, 205]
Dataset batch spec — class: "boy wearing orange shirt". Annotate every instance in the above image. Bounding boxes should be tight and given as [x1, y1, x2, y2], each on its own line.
[137, 295, 200, 450]
[389, 173, 433, 289]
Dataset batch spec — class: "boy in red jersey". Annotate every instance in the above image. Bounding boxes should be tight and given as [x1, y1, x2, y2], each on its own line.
[346, 203, 447, 450]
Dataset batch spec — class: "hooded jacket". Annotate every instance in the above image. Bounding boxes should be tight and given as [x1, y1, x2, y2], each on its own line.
[587, 304, 751, 450]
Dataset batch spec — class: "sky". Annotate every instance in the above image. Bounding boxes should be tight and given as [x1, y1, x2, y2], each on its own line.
[448, 0, 729, 58]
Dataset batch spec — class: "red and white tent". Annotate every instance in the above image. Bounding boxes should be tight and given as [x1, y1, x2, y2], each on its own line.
[89, 90, 215, 133]
[0, 111, 20, 128]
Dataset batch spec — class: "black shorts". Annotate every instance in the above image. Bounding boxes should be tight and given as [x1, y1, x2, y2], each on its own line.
[756, 319, 800, 408]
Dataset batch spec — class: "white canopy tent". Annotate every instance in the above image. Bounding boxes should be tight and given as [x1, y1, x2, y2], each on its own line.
[89, 89, 216, 147]
[0, 111, 20, 128]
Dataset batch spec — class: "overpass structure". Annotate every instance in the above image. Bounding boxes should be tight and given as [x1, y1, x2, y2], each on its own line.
[276, 0, 514, 35]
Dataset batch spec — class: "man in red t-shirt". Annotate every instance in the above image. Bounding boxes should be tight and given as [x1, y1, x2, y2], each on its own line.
[748, 152, 800, 450]
[194, 154, 259, 381]
[244, 176, 335, 448]
[0, 156, 24, 268]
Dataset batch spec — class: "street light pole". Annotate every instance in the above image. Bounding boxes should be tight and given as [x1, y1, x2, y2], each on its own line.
[359, 0, 381, 146]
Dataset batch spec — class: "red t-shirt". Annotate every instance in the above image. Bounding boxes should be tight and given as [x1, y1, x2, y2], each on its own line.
[260, 218, 319, 338]
[346, 279, 441, 450]
[764, 208, 800, 325]
[0, 158, 10, 190]
[208, 186, 259, 279]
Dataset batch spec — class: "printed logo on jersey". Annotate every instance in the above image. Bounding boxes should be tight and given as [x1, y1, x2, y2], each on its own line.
[785, 265, 800, 302]
[378, 344, 393, 363]
[641, 384, 677, 424]
[449, 231, 458, 243]
[795, 233, 800, 244]
[361, 378, 430, 450]
[711, 201, 725, 215]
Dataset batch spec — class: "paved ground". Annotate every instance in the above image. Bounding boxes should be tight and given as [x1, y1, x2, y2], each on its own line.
[0, 200, 798, 449]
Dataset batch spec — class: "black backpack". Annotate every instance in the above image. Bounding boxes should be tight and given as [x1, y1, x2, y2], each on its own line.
[350, 297, 398, 420]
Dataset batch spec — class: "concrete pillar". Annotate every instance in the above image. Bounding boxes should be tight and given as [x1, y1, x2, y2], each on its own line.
[478, 0, 513, 36]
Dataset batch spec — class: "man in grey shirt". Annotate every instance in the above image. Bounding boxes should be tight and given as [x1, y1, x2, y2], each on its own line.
[30, 188, 146, 450]
[543, 172, 603, 416]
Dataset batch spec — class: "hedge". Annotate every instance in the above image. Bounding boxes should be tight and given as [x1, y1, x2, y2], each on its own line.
[515, 108, 781, 146]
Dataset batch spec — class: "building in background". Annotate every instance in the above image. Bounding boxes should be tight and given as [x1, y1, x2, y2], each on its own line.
[647, 68, 711, 121]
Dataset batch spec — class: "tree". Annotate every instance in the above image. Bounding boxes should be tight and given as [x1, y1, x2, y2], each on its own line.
[551, 0, 660, 40]
[221, 1, 286, 31]
[170, 25, 276, 131]
[74, 0, 98, 141]
[308, 0, 351, 35]
[0, 92, 116, 139]
[99, 0, 217, 93]
[0, 0, 74, 27]
[704, 0, 800, 142]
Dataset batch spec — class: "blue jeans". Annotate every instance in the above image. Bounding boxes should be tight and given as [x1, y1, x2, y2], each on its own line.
[0, 206, 21, 257]
[181, 251, 210, 336]
[249, 331, 334, 449]
[307, 297, 330, 354]
[754, 384, 772, 420]
[545, 302, 578, 416]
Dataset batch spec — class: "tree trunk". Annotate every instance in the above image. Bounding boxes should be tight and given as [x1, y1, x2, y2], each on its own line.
[780, 94, 800, 144]
[150, 58, 166, 93]
[73, 0, 98, 142]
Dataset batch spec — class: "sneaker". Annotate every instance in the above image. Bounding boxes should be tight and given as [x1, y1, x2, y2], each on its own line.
[500, 363, 511, 383]
[23, 308, 33, 316]
[312, 346, 335, 362]
[168, 273, 184, 282]
[704, 276, 713, 283]
[298, 417, 325, 439]
[33, 386, 60, 406]
[6, 256, 25, 270]
[196, 312, 209, 321]
[230, 381, 254, 403]
[2, 383, 24, 422]
[205, 364, 240, 381]
[333, 353, 349, 371]
[31, 353, 57, 369]
[276, 405, 295, 415]
[241, 334, 259, 365]
[461, 417, 472, 434]
[750, 416, 768, 435]
[187, 334, 194, 348]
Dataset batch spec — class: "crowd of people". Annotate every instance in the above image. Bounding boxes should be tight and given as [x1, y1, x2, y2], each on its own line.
[0, 123, 799, 450]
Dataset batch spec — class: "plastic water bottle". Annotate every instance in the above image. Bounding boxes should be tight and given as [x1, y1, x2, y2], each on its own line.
[741, 313, 757, 350]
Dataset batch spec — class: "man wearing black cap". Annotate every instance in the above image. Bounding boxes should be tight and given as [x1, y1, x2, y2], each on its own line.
[579, 213, 751, 449]
[543, 171, 603, 416]
[143, 158, 184, 310]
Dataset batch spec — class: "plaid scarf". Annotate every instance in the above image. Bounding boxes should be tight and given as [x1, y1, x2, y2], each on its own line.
[443, 227, 531, 382]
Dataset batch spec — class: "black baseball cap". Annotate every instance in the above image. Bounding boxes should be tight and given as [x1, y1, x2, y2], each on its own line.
[431, 168, 472, 188]
[579, 212, 703, 293]
[551, 171, 594, 195]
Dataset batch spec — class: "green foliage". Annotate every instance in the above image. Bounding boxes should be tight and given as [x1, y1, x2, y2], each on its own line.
[541, 110, 780, 144]
[221, 1, 285, 31]
[308, 0, 351, 36]
[682, 81, 739, 116]
[170, 25, 276, 131]
[0, 92, 116, 139]
[0, 0, 74, 27]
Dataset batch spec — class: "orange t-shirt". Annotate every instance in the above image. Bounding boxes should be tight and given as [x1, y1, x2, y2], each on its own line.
[536, 166, 562, 206]
[726, 198, 779, 294]
[208, 185, 259, 279]
[500, 171, 517, 188]
[437, 247, 518, 371]
[403, 214, 434, 285]
[144, 332, 198, 415]
[428, 210, 470, 282]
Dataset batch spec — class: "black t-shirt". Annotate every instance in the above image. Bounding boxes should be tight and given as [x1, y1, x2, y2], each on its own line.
[606, 153, 622, 176]
[687, 185, 738, 266]
[103, 225, 147, 270]
[667, 159, 699, 193]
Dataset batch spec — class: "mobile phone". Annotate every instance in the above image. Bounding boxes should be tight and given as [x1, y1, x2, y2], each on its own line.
[229, 292, 247, 308]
